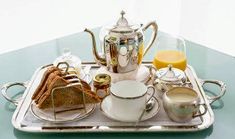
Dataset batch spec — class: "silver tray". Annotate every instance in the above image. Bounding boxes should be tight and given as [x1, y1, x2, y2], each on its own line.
[1, 62, 226, 132]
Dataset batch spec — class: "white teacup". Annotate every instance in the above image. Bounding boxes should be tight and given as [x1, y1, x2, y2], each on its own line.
[110, 80, 155, 121]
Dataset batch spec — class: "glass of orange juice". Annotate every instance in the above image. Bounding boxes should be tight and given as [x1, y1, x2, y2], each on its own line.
[153, 35, 187, 71]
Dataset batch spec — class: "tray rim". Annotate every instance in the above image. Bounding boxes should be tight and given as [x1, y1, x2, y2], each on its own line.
[10, 62, 215, 133]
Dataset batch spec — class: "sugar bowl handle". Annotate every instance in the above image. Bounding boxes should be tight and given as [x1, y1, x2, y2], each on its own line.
[1, 82, 27, 106]
[142, 21, 158, 56]
[200, 79, 226, 105]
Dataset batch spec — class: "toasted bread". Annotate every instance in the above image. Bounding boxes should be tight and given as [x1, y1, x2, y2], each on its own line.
[32, 66, 100, 110]
[37, 76, 100, 109]
[34, 70, 62, 104]
[32, 67, 59, 99]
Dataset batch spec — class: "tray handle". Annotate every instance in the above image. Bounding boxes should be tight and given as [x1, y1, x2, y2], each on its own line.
[1, 82, 27, 106]
[199, 79, 226, 105]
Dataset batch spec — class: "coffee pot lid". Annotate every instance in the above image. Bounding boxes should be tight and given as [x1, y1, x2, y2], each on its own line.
[110, 11, 139, 33]
[156, 65, 186, 83]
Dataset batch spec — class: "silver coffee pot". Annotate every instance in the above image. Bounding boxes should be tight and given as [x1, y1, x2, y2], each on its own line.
[85, 11, 158, 73]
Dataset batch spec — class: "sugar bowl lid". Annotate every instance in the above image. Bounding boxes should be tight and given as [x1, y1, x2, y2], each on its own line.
[156, 65, 186, 83]
[109, 11, 140, 34]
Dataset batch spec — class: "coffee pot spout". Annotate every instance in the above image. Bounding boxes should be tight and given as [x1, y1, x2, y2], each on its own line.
[84, 28, 107, 66]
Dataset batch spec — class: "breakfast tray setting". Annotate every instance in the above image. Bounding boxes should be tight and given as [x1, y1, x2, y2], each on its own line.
[1, 61, 226, 133]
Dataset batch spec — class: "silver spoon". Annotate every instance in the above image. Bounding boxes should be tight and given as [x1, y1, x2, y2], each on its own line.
[135, 98, 155, 126]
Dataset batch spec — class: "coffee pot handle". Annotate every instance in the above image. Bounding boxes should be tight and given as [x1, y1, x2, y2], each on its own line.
[142, 21, 158, 56]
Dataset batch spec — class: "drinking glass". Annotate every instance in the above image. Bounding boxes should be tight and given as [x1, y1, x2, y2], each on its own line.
[153, 34, 187, 71]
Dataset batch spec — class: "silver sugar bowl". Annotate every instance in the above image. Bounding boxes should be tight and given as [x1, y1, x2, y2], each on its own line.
[150, 65, 191, 97]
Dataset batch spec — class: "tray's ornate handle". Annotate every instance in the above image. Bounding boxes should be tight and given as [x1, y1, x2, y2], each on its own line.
[1, 82, 27, 106]
[199, 79, 226, 105]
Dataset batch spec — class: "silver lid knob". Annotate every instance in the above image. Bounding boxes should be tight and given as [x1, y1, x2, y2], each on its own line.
[121, 10, 125, 18]
[116, 10, 128, 26]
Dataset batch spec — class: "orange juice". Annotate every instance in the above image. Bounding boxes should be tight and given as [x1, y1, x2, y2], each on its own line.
[153, 50, 187, 71]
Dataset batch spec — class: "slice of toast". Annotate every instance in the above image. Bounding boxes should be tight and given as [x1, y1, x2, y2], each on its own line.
[37, 76, 100, 109]
[34, 70, 62, 104]
[32, 65, 100, 110]
[32, 67, 59, 99]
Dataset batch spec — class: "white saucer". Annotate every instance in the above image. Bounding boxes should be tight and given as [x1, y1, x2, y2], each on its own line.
[100, 95, 160, 122]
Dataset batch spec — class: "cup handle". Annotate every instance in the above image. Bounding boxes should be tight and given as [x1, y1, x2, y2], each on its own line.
[142, 21, 158, 57]
[146, 85, 156, 102]
[193, 103, 207, 118]
[1, 82, 28, 106]
[135, 85, 156, 126]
